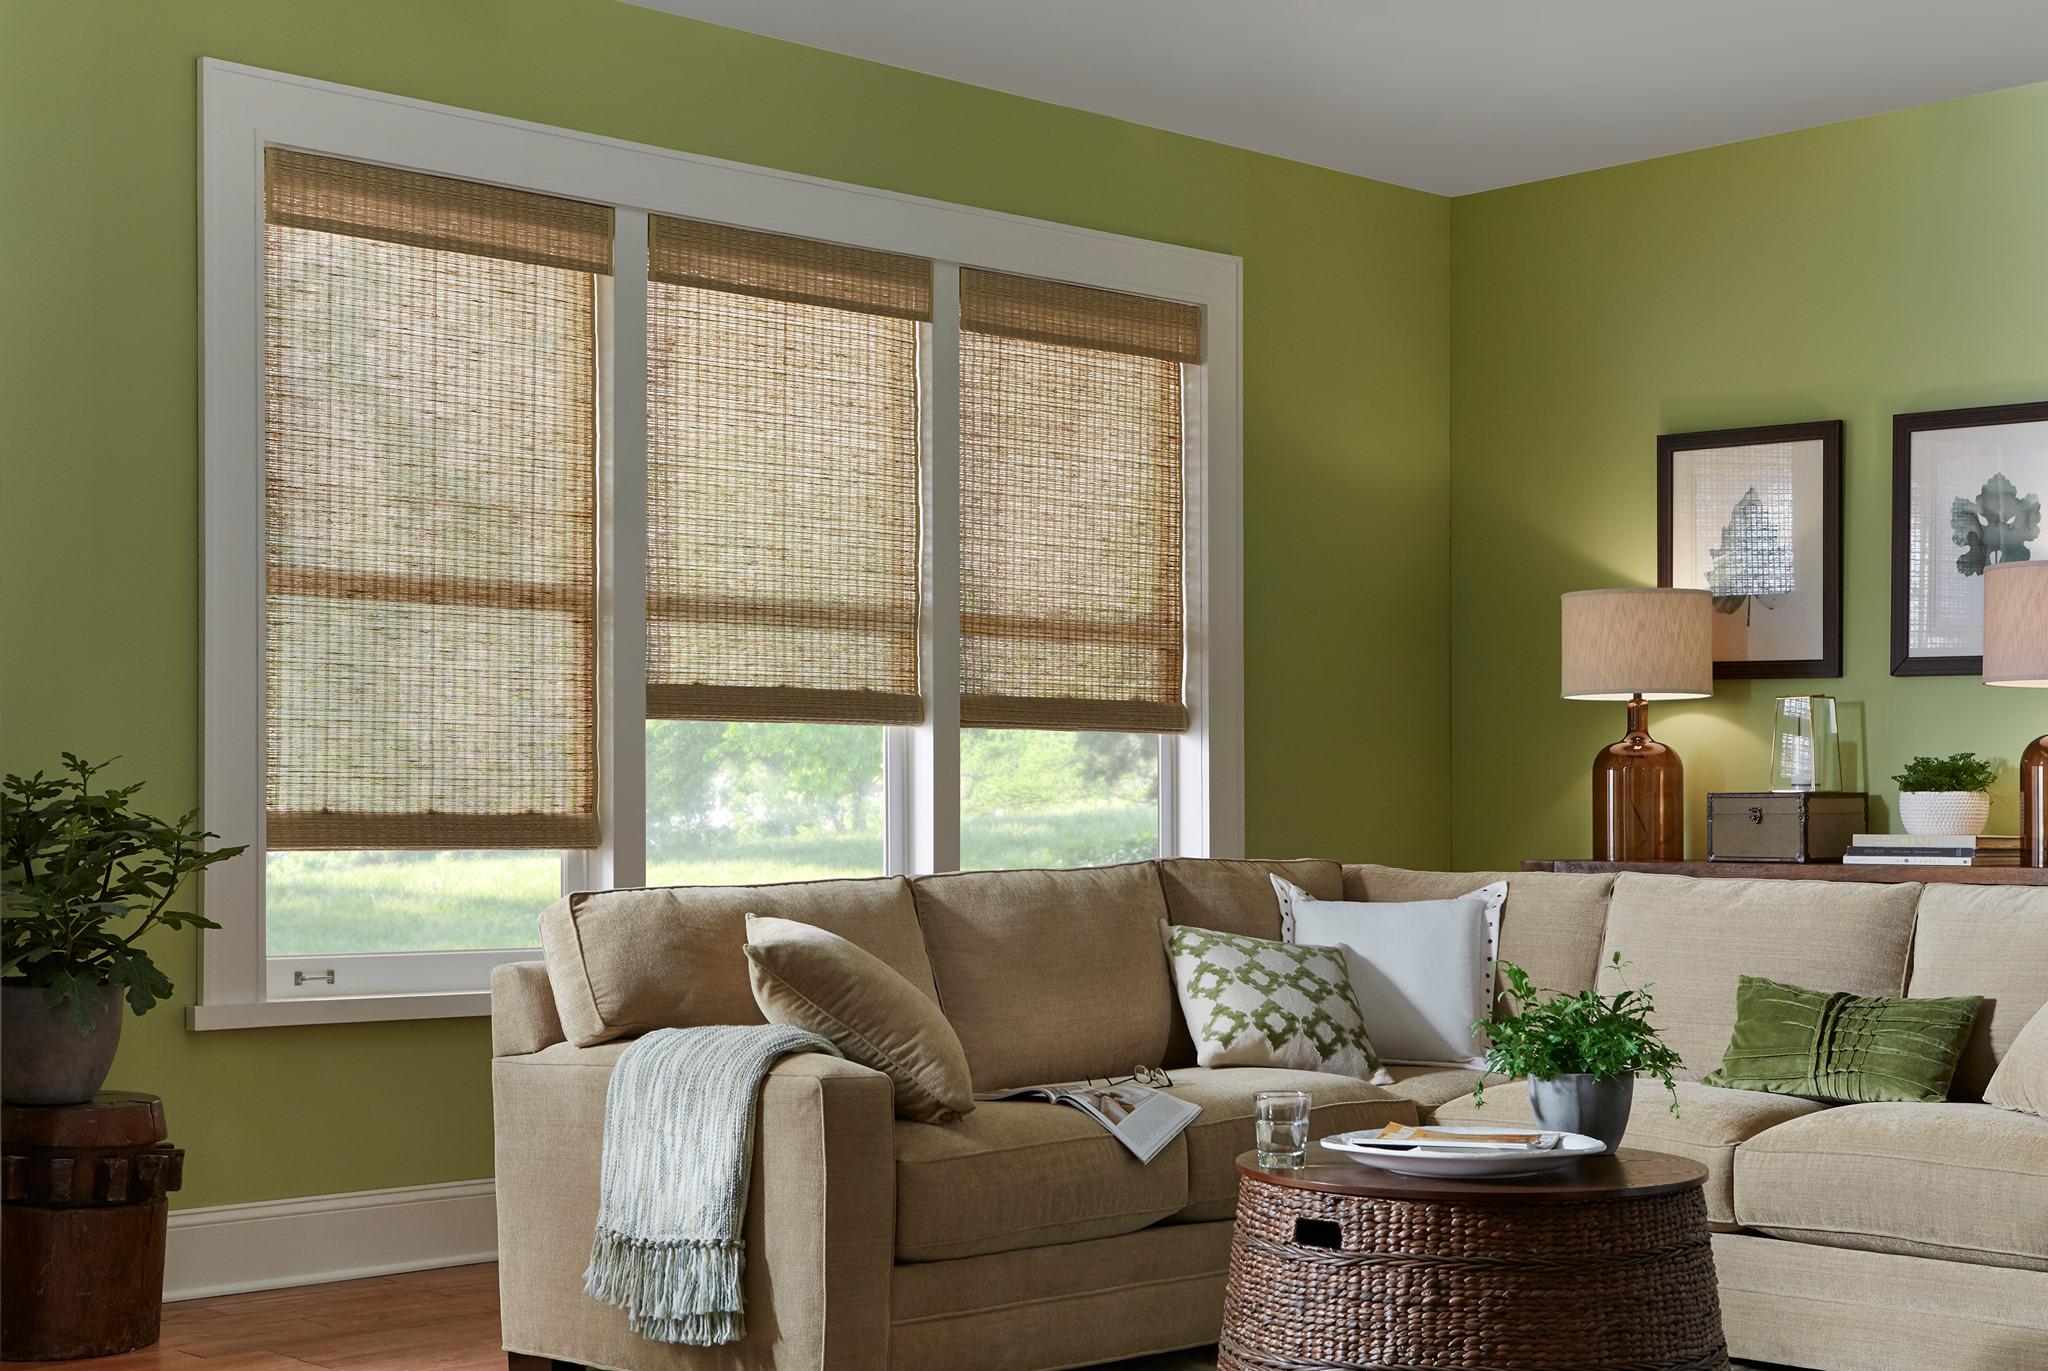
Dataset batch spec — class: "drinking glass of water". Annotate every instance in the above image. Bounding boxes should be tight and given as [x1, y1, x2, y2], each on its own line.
[1254, 1090, 1310, 1168]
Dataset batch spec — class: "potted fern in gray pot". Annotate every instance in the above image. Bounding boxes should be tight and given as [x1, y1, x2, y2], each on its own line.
[1470, 953, 1682, 1151]
[1, 756, 244, 1104]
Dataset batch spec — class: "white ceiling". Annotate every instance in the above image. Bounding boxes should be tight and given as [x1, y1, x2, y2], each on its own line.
[623, 1, 2048, 195]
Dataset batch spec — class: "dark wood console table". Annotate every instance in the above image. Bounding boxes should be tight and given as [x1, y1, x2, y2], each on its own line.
[1525, 858, 2048, 886]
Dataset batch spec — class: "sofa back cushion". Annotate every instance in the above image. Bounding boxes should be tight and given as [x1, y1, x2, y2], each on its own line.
[539, 876, 935, 1047]
[1906, 883, 2048, 1098]
[1601, 873, 1919, 1082]
[911, 863, 1174, 1091]
[1156, 857, 1341, 940]
[1342, 864, 1615, 998]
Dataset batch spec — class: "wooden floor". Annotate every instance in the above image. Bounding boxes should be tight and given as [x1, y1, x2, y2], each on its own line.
[1, 1263, 1776, 1370]
[0, 1264, 1217, 1370]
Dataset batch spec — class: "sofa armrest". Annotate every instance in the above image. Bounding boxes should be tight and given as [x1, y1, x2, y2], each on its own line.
[494, 1042, 895, 1371]
[491, 960, 566, 1057]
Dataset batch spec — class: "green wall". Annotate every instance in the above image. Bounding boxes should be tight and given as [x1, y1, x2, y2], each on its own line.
[0, 1, 1450, 1206]
[1449, 82, 2048, 870]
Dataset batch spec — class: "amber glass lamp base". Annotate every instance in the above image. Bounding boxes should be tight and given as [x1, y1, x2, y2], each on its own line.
[2021, 734, 2048, 868]
[1592, 697, 1685, 862]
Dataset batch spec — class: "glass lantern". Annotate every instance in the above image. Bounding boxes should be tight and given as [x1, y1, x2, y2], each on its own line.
[1770, 695, 1841, 792]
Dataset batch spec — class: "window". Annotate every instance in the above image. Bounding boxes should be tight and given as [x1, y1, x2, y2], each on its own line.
[956, 270, 1195, 733]
[642, 217, 928, 727]
[266, 850, 563, 955]
[959, 731, 1161, 870]
[258, 152, 606, 984]
[645, 722, 886, 885]
[953, 270, 1197, 868]
[200, 63, 1242, 1027]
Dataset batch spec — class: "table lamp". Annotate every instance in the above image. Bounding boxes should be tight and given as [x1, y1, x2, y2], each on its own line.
[1561, 588, 1713, 861]
[1983, 561, 2048, 867]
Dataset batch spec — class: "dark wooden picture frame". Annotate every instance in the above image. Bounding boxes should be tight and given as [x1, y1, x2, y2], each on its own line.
[1891, 400, 2048, 677]
[1658, 420, 1842, 679]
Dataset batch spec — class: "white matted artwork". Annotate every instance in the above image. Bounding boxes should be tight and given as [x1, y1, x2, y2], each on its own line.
[1659, 421, 1841, 678]
[1892, 403, 2048, 675]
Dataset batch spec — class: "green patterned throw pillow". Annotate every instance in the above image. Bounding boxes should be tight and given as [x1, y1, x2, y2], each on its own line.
[1163, 924, 1391, 1083]
[1703, 974, 1982, 1104]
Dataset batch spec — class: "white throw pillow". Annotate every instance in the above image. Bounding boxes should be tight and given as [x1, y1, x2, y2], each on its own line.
[1272, 875, 1505, 1069]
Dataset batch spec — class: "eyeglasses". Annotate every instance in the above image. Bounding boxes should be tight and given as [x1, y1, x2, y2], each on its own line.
[1090, 1064, 1173, 1089]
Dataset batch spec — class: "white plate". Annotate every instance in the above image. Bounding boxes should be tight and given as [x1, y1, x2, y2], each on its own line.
[1321, 1125, 1606, 1178]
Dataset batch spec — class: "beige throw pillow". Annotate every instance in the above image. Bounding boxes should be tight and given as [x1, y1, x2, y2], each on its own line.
[745, 914, 975, 1124]
[1985, 1001, 2048, 1116]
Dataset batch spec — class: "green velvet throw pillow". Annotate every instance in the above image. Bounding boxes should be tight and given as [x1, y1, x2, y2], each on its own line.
[1704, 975, 1982, 1104]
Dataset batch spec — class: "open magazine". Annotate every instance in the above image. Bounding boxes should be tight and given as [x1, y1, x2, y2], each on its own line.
[974, 1079, 1200, 1164]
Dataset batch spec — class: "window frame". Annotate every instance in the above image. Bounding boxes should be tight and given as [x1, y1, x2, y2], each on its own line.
[197, 59, 1243, 1029]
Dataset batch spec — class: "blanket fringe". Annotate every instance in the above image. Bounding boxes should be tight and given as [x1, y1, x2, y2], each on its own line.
[586, 1231, 748, 1345]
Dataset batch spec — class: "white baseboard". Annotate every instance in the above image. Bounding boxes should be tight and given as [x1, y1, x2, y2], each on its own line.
[165, 1178, 497, 1301]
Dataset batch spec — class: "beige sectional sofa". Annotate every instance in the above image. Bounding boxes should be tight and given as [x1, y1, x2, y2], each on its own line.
[491, 858, 2048, 1371]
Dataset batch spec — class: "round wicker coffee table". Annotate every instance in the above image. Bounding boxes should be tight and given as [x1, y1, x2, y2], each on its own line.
[1220, 1142, 1728, 1371]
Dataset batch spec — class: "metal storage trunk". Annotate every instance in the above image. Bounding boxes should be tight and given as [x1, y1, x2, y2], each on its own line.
[1707, 791, 1866, 863]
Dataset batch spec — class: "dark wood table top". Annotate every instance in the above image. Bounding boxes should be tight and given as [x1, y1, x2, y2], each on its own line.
[1, 1091, 166, 1148]
[1523, 858, 2048, 885]
[1236, 1142, 1707, 1204]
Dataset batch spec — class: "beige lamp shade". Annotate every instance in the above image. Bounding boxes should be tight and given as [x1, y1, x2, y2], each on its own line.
[1985, 561, 2048, 687]
[1561, 588, 1714, 700]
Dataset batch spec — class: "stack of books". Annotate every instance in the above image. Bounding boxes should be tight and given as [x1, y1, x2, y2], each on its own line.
[1842, 834, 2020, 866]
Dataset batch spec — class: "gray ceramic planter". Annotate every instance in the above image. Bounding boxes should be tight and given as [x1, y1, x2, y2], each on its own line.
[1, 980, 122, 1105]
[1528, 1072, 1632, 1152]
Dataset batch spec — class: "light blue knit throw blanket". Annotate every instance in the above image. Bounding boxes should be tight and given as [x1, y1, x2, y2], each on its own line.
[585, 1024, 840, 1345]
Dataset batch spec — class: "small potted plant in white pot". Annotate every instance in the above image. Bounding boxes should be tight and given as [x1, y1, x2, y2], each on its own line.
[2, 755, 244, 1104]
[1470, 953, 1681, 1151]
[1892, 752, 1998, 837]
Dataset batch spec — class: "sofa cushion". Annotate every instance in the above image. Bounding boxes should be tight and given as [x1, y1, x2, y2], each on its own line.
[1160, 1066, 1414, 1222]
[1906, 884, 2048, 1098]
[744, 915, 975, 1124]
[1600, 873, 1919, 1081]
[1381, 1064, 1489, 1120]
[1735, 1101, 2048, 1271]
[912, 863, 1174, 1091]
[1157, 857, 1341, 940]
[1986, 1003, 2048, 1116]
[1433, 1079, 1825, 1226]
[538, 876, 935, 1047]
[892, 1101, 1188, 1261]
[1343, 865, 1614, 996]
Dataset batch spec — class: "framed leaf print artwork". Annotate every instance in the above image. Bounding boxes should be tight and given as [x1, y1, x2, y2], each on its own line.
[1892, 401, 2048, 676]
[1658, 420, 1842, 678]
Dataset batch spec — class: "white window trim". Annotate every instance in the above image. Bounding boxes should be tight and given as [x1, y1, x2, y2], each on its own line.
[196, 59, 1244, 1029]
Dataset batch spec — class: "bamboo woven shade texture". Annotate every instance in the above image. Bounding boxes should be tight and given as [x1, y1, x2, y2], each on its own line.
[263, 152, 605, 849]
[959, 270, 1197, 733]
[645, 216, 929, 725]
[650, 216, 931, 321]
[265, 149, 613, 276]
[959, 268, 1203, 364]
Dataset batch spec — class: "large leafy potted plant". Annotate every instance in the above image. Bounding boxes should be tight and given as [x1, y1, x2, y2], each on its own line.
[1892, 752, 1998, 837]
[1, 756, 244, 1104]
[1470, 953, 1681, 1151]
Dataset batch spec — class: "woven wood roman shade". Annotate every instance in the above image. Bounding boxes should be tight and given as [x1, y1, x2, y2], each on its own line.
[644, 216, 929, 725]
[959, 269, 1199, 733]
[262, 151, 607, 849]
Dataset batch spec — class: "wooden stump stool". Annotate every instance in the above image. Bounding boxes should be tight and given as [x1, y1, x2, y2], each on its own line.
[2, 1091, 184, 1362]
